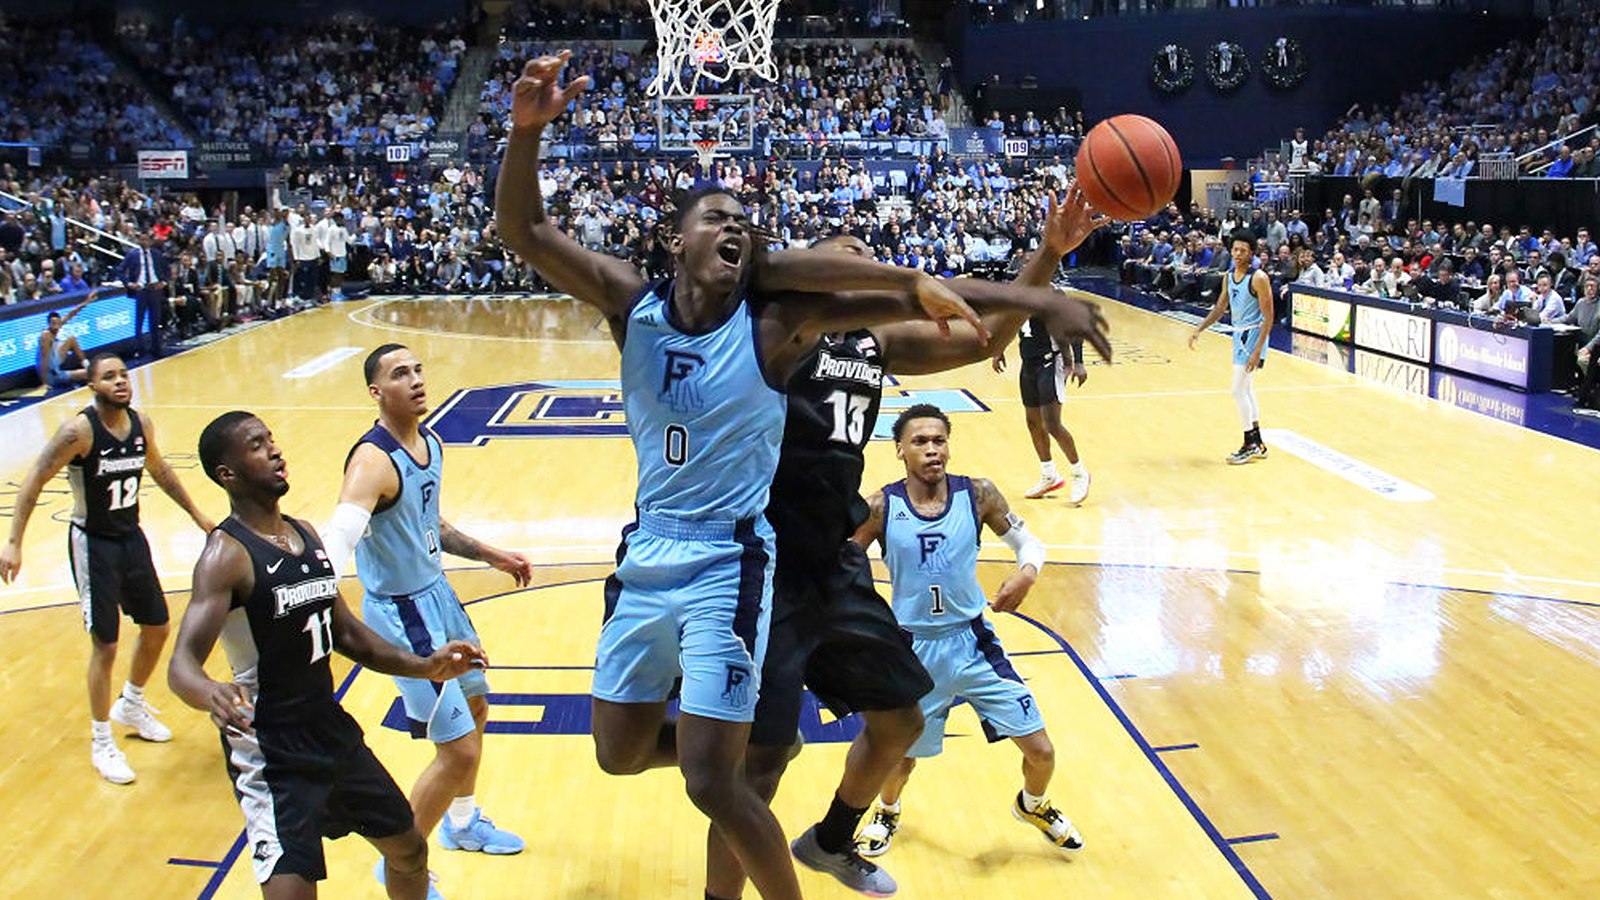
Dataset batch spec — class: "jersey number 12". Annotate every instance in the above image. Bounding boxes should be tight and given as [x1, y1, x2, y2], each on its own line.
[106, 475, 140, 511]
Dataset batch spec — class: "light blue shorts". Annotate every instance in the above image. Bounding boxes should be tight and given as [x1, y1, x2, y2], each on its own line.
[592, 512, 774, 723]
[266, 248, 286, 269]
[906, 617, 1042, 758]
[362, 574, 487, 743]
[330, 255, 348, 274]
[1232, 324, 1264, 367]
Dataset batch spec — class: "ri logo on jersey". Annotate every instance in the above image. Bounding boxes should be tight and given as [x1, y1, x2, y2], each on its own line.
[660, 350, 705, 413]
[918, 531, 950, 571]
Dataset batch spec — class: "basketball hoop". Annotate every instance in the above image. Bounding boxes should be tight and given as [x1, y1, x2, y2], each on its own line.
[648, 0, 780, 97]
[693, 139, 721, 173]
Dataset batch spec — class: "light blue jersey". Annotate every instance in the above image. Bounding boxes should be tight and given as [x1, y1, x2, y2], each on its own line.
[881, 475, 985, 634]
[1227, 269, 1267, 366]
[1227, 269, 1264, 330]
[620, 278, 786, 521]
[350, 423, 443, 596]
[266, 221, 289, 268]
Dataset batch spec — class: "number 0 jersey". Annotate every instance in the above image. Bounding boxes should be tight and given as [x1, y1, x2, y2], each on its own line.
[68, 404, 146, 537]
[216, 516, 340, 723]
[348, 424, 444, 597]
[880, 475, 986, 633]
[767, 330, 885, 567]
[620, 278, 786, 522]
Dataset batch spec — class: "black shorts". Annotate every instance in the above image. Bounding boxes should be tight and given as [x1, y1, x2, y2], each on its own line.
[750, 540, 934, 747]
[224, 705, 415, 884]
[69, 524, 167, 644]
[1019, 355, 1066, 408]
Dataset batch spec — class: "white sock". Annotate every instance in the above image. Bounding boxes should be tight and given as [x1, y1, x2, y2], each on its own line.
[448, 795, 477, 829]
[1070, 460, 1087, 477]
[1022, 789, 1048, 813]
[92, 720, 112, 742]
[879, 798, 901, 814]
[1039, 460, 1058, 479]
[122, 681, 144, 702]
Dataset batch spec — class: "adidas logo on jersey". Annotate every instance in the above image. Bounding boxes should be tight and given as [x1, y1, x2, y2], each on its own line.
[893, 511, 910, 520]
[813, 351, 882, 387]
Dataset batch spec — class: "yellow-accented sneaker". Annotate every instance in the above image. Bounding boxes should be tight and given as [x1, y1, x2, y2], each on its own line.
[1011, 791, 1083, 852]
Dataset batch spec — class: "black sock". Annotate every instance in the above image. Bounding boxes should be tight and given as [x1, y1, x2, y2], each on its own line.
[813, 794, 870, 855]
[1243, 429, 1253, 446]
[1251, 426, 1262, 445]
[706, 892, 739, 900]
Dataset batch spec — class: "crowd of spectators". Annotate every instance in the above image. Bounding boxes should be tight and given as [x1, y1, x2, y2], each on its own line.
[118, 15, 469, 160]
[500, 0, 910, 41]
[1280, 5, 1600, 182]
[477, 39, 950, 160]
[0, 18, 186, 163]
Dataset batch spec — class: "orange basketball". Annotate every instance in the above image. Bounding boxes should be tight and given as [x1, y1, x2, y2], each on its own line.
[1075, 114, 1183, 221]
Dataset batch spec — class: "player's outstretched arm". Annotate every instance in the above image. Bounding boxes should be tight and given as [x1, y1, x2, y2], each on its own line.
[972, 478, 1045, 613]
[328, 585, 488, 679]
[850, 490, 887, 552]
[169, 529, 256, 734]
[439, 518, 532, 586]
[139, 412, 215, 533]
[876, 186, 1108, 376]
[759, 249, 988, 341]
[496, 51, 643, 322]
[0, 416, 90, 583]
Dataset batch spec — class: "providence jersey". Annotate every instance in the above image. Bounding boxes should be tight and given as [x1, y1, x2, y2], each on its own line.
[620, 277, 786, 521]
[1017, 316, 1057, 362]
[217, 517, 340, 723]
[68, 405, 146, 537]
[881, 475, 986, 634]
[349, 424, 444, 596]
[768, 330, 884, 566]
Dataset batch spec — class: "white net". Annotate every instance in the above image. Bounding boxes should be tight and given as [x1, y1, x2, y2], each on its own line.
[647, 0, 781, 98]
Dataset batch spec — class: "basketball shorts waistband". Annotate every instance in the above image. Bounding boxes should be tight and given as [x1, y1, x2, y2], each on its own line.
[636, 509, 761, 543]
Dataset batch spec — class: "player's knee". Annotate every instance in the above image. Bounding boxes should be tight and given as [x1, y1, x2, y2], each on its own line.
[682, 763, 744, 819]
[90, 637, 118, 659]
[592, 736, 647, 776]
[743, 745, 792, 800]
[435, 729, 482, 770]
[140, 622, 171, 641]
[864, 706, 925, 753]
[382, 830, 429, 876]
[1022, 735, 1055, 767]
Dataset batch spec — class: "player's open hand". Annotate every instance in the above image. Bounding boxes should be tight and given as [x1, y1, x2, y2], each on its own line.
[1187, 329, 1201, 350]
[990, 567, 1037, 613]
[1041, 183, 1110, 258]
[208, 681, 255, 735]
[1040, 293, 1112, 363]
[491, 549, 534, 587]
[0, 541, 20, 583]
[512, 50, 592, 131]
[427, 640, 490, 681]
[991, 353, 1007, 374]
[1070, 362, 1089, 387]
[915, 273, 991, 343]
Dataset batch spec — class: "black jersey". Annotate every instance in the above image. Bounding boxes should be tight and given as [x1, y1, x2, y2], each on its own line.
[1018, 316, 1084, 366]
[217, 517, 340, 725]
[67, 405, 146, 537]
[767, 330, 886, 567]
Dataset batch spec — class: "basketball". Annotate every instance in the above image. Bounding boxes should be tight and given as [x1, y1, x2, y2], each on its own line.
[1074, 114, 1183, 221]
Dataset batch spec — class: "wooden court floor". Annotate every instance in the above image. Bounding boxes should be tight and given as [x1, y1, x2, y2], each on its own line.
[2, 293, 1596, 900]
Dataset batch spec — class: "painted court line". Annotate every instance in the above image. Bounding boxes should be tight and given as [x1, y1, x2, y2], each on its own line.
[1152, 743, 1202, 753]
[1260, 428, 1435, 502]
[1225, 833, 1282, 846]
[281, 346, 362, 379]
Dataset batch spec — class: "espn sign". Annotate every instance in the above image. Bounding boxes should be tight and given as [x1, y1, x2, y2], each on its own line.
[137, 150, 189, 179]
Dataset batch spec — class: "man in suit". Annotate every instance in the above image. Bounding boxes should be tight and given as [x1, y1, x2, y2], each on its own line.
[118, 233, 169, 358]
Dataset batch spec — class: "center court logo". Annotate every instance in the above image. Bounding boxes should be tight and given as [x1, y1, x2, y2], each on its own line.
[426, 379, 991, 445]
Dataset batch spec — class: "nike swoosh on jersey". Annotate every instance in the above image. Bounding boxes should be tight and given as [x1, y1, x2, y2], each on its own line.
[266, 559, 284, 573]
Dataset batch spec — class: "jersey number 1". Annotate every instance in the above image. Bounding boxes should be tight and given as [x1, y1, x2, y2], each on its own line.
[106, 475, 140, 511]
[303, 608, 334, 664]
[929, 584, 945, 615]
[824, 390, 870, 445]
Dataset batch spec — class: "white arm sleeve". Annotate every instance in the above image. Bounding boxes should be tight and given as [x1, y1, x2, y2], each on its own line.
[999, 513, 1046, 573]
[320, 502, 371, 579]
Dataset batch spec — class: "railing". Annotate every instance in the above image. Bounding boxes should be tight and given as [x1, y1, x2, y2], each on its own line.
[0, 188, 136, 263]
[1521, 123, 1598, 176]
[1475, 152, 1518, 180]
